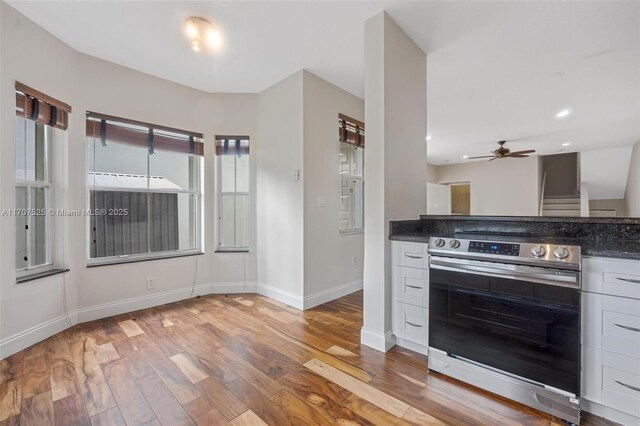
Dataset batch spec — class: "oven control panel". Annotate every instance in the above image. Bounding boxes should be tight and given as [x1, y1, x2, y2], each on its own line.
[468, 241, 520, 256]
[427, 237, 581, 270]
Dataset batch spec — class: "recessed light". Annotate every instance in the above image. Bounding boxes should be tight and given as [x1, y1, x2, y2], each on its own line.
[556, 109, 571, 119]
[562, 142, 571, 147]
[426, 135, 432, 141]
[463, 155, 469, 159]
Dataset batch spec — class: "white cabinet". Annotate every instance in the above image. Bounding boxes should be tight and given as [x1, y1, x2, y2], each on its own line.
[391, 241, 429, 354]
[582, 256, 640, 425]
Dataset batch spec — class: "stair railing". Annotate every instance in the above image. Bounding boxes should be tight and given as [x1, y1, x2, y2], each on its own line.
[539, 172, 547, 216]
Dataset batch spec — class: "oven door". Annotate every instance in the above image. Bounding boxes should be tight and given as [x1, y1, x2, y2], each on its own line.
[429, 256, 581, 395]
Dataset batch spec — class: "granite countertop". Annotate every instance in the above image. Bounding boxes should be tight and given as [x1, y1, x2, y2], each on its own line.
[389, 232, 640, 260]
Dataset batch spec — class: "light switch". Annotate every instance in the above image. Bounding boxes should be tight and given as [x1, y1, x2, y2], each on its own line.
[293, 169, 300, 181]
[318, 196, 327, 208]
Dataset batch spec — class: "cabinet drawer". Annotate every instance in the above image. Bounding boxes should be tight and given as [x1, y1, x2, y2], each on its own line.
[604, 259, 640, 277]
[393, 303, 428, 347]
[603, 273, 640, 300]
[604, 311, 640, 342]
[393, 242, 429, 269]
[602, 366, 640, 417]
[393, 266, 428, 308]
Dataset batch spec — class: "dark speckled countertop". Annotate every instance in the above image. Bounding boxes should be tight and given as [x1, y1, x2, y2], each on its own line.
[389, 216, 640, 260]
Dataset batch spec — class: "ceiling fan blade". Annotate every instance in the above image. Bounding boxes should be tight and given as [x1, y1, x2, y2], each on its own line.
[506, 154, 530, 158]
[467, 155, 496, 159]
[489, 157, 499, 161]
[508, 150, 536, 155]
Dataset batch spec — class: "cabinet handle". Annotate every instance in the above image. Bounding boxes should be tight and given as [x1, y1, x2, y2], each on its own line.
[405, 254, 423, 259]
[615, 380, 640, 392]
[615, 323, 640, 333]
[616, 277, 640, 284]
[406, 285, 423, 290]
[406, 321, 423, 328]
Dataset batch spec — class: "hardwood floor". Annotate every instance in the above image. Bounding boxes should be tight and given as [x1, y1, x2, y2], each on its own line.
[0, 291, 616, 425]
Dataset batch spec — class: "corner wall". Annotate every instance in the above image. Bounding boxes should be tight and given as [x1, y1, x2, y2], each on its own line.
[256, 71, 305, 307]
[625, 140, 640, 217]
[302, 71, 364, 306]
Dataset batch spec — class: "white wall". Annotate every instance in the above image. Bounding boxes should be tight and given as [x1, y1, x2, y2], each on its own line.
[256, 71, 305, 302]
[302, 71, 364, 300]
[1, 4, 257, 357]
[625, 140, 640, 217]
[581, 146, 633, 200]
[433, 156, 540, 216]
[362, 12, 427, 352]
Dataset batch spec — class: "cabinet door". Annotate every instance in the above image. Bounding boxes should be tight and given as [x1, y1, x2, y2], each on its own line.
[393, 266, 429, 308]
[392, 241, 429, 269]
[393, 302, 428, 347]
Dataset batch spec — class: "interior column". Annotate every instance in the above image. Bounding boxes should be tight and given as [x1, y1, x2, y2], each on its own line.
[361, 12, 427, 352]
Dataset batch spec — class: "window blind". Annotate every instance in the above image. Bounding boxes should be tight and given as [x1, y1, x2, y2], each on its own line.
[86, 112, 204, 156]
[338, 113, 365, 148]
[215, 136, 250, 156]
[15, 82, 72, 131]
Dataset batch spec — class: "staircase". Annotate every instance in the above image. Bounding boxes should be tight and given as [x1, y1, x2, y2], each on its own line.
[541, 197, 582, 217]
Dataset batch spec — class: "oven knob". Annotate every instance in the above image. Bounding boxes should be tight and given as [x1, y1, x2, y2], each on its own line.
[449, 239, 461, 249]
[531, 245, 546, 257]
[434, 238, 445, 248]
[553, 246, 570, 259]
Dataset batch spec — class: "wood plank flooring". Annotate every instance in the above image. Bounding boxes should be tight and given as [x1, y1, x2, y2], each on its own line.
[0, 291, 617, 425]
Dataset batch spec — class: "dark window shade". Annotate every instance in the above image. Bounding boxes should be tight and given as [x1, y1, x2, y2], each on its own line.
[338, 113, 365, 148]
[86, 112, 204, 156]
[215, 137, 250, 156]
[89, 190, 179, 258]
[15, 83, 71, 131]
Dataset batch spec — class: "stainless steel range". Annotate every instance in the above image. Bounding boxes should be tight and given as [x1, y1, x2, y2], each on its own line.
[427, 236, 582, 424]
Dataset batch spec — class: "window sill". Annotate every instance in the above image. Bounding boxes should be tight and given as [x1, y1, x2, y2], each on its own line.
[87, 251, 204, 268]
[17, 268, 70, 284]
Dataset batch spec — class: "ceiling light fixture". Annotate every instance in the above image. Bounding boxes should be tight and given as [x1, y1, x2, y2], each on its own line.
[184, 17, 222, 52]
[562, 142, 571, 147]
[555, 109, 571, 119]
[463, 155, 469, 159]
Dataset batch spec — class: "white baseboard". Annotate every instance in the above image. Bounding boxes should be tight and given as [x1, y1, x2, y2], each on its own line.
[1, 279, 358, 359]
[360, 327, 396, 352]
[581, 398, 639, 425]
[0, 312, 77, 359]
[0, 281, 256, 359]
[303, 280, 363, 310]
[256, 282, 304, 310]
[395, 337, 428, 356]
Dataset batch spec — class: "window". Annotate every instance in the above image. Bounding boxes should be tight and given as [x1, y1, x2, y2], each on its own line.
[15, 118, 52, 272]
[86, 113, 203, 263]
[14, 83, 71, 278]
[216, 137, 250, 251]
[338, 114, 364, 233]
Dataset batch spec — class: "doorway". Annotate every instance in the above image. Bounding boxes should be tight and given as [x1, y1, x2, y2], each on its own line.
[450, 183, 471, 215]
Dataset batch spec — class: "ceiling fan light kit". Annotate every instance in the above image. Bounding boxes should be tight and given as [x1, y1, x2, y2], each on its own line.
[467, 140, 536, 161]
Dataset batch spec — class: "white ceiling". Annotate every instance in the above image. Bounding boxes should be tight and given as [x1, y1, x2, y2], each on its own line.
[9, 1, 640, 164]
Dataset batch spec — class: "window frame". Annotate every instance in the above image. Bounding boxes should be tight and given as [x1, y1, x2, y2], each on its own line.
[338, 141, 364, 234]
[216, 139, 250, 252]
[15, 118, 54, 279]
[86, 132, 204, 266]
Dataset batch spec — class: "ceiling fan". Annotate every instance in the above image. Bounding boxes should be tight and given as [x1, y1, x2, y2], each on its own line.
[467, 140, 536, 161]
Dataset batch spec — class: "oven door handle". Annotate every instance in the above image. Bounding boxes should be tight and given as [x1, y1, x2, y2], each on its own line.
[430, 256, 580, 289]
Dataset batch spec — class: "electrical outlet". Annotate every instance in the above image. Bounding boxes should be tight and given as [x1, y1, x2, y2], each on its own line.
[352, 255, 357, 265]
[146, 278, 154, 290]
